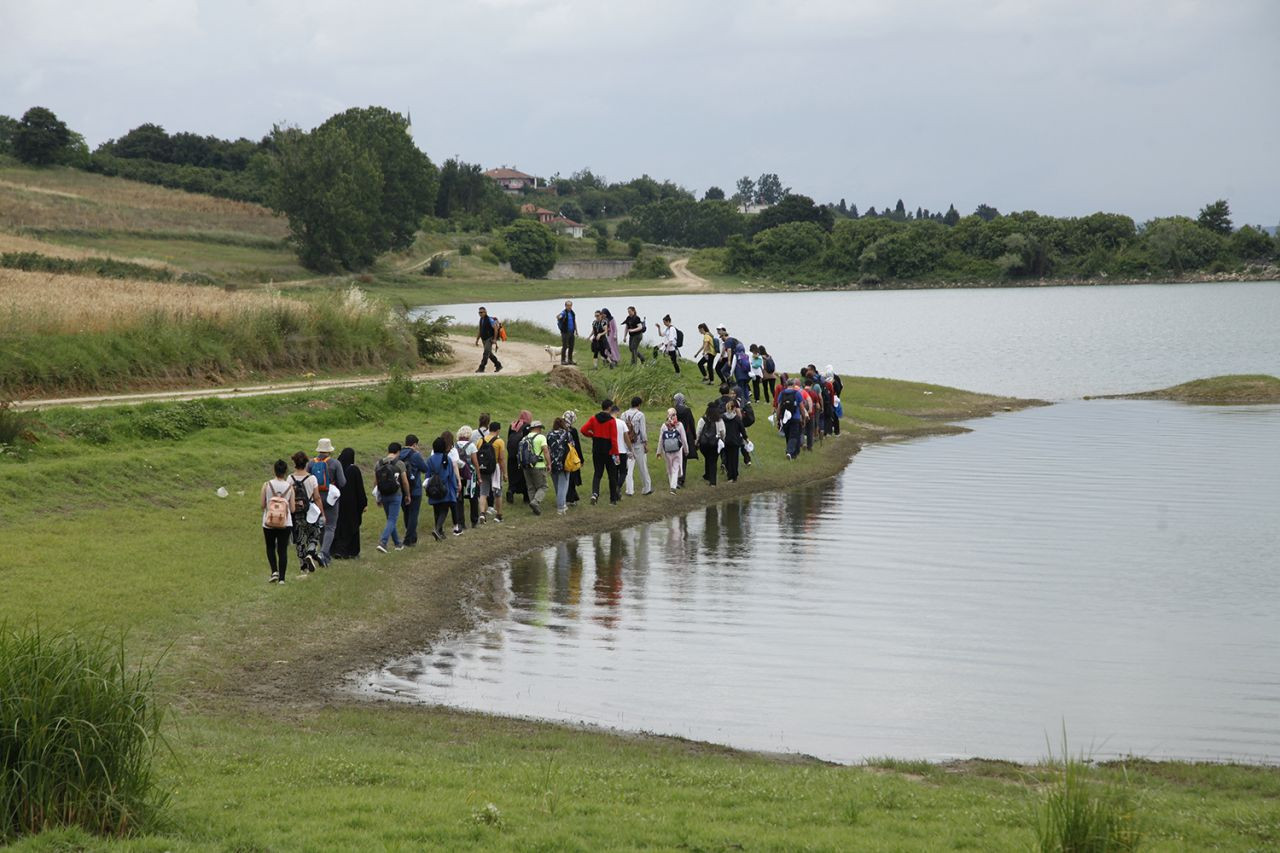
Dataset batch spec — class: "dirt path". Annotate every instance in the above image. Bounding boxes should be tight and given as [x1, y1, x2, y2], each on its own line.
[14, 335, 559, 410]
[669, 257, 710, 290]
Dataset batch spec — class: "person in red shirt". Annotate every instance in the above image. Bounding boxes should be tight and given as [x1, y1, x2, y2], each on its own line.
[579, 399, 622, 504]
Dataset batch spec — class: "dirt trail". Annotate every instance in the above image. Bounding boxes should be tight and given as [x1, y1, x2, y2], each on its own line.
[14, 335, 560, 410]
[669, 257, 710, 290]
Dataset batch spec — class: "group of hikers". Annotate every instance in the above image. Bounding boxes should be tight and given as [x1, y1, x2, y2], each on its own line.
[260, 309, 844, 585]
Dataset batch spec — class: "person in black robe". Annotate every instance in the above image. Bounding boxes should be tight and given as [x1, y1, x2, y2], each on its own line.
[331, 446, 368, 558]
[505, 411, 532, 505]
[563, 409, 583, 505]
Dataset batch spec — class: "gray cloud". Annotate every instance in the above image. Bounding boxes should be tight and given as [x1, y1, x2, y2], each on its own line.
[2, 0, 1276, 225]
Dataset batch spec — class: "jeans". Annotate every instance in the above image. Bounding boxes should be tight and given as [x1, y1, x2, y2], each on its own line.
[380, 494, 403, 547]
[526, 466, 548, 509]
[784, 417, 804, 458]
[560, 330, 575, 363]
[478, 337, 502, 371]
[625, 442, 651, 494]
[551, 470, 570, 510]
[402, 493, 422, 545]
[264, 527, 290, 579]
[735, 378, 751, 402]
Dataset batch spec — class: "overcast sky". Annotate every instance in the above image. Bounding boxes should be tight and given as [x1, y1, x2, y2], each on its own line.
[3, 0, 1277, 225]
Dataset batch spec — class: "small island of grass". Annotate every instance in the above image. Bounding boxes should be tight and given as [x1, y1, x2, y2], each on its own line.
[1096, 374, 1280, 405]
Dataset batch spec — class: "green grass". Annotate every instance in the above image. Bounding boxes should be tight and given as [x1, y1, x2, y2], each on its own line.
[35, 232, 308, 283]
[0, 627, 167, 842]
[1, 372, 1275, 848]
[1100, 374, 1280, 405]
[1034, 734, 1142, 852]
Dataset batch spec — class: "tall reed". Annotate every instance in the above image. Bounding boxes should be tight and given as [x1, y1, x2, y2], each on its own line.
[0, 626, 168, 840]
[1033, 732, 1142, 852]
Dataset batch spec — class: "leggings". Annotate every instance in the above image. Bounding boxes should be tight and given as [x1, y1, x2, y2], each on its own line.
[764, 377, 776, 402]
[666, 350, 680, 372]
[723, 445, 741, 481]
[264, 527, 290, 579]
[698, 354, 714, 379]
[702, 446, 718, 485]
[432, 503, 451, 535]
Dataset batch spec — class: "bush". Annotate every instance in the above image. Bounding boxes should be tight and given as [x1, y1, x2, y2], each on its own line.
[627, 237, 643, 258]
[498, 220, 557, 278]
[459, 243, 473, 256]
[422, 254, 446, 277]
[408, 309, 453, 364]
[627, 256, 674, 279]
[0, 400, 36, 453]
[1, 252, 174, 282]
[0, 626, 168, 841]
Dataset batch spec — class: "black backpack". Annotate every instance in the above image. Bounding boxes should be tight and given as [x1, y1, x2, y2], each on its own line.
[476, 433, 497, 475]
[424, 472, 446, 501]
[290, 475, 309, 512]
[763, 356, 775, 374]
[674, 328, 685, 348]
[375, 458, 400, 496]
[741, 401, 756, 428]
[698, 420, 719, 448]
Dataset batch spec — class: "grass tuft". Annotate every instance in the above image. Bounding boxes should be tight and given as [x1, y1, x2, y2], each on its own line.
[1033, 732, 1142, 852]
[0, 625, 169, 841]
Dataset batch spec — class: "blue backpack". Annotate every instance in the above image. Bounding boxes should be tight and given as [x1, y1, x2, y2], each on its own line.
[309, 457, 330, 493]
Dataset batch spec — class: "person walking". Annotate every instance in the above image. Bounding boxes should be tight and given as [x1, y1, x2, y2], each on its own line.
[373, 442, 410, 553]
[777, 378, 806, 460]
[288, 450, 325, 574]
[749, 345, 765, 402]
[556, 300, 577, 365]
[759, 346, 777, 403]
[655, 408, 688, 494]
[612, 404, 629, 499]
[721, 400, 746, 483]
[695, 403, 726, 486]
[602, 308, 620, 368]
[622, 306, 646, 365]
[672, 392, 697, 488]
[547, 417, 573, 514]
[475, 306, 503, 373]
[654, 315, 680, 372]
[563, 410, 584, 505]
[261, 459, 293, 583]
[453, 426, 482, 529]
[505, 411, 531, 505]
[580, 399, 622, 505]
[696, 323, 716, 384]
[311, 438, 346, 567]
[523, 420, 551, 515]
[475, 414, 505, 522]
[589, 310, 606, 368]
[622, 396, 651, 496]
[398, 435, 430, 546]
[424, 436, 458, 541]
[331, 447, 367, 559]
[824, 365, 843, 436]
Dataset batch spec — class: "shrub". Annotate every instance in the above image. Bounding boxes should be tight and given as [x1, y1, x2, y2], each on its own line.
[408, 309, 454, 364]
[422, 254, 446, 276]
[627, 237, 643, 258]
[0, 252, 174, 282]
[627, 256, 674, 279]
[0, 400, 36, 452]
[459, 243, 473, 256]
[0, 626, 168, 841]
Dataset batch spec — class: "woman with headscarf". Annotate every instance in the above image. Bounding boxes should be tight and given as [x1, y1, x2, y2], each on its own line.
[654, 407, 689, 494]
[602, 308, 620, 368]
[331, 447, 367, 559]
[506, 410, 532, 505]
[563, 409, 583, 505]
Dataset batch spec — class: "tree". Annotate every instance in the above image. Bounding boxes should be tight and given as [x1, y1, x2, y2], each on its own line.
[265, 107, 436, 271]
[111, 123, 172, 161]
[704, 185, 725, 200]
[849, 204, 859, 219]
[1143, 216, 1226, 271]
[558, 199, 584, 222]
[892, 199, 907, 221]
[13, 106, 71, 165]
[837, 199, 848, 216]
[865, 206, 877, 218]
[499, 220, 557, 278]
[942, 204, 961, 226]
[755, 173, 787, 205]
[1229, 225, 1275, 261]
[0, 115, 18, 156]
[1197, 199, 1232, 235]
[974, 203, 1000, 222]
[734, 176, 755, 207]
[628, 236, 643, 257]
[751, 193, 834, 234]
[595, 232, 609, 255]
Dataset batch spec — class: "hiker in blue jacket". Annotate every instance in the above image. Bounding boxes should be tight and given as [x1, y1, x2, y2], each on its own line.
[424, 437, 459, 542]
[398, 434, 431, 546]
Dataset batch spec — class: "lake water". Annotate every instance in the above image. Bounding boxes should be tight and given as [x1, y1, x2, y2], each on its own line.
[365, 400, 1280, 764]
[425, 281, 1280, 399]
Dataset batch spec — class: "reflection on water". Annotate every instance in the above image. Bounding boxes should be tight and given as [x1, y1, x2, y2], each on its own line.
[368, 401, 1280, 763]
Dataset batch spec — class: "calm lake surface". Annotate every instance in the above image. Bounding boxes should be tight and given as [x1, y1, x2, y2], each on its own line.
[366, 400, 1280, 764]
[427, 280, 1280, 399]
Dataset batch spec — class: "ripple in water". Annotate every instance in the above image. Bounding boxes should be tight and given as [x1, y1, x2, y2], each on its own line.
[367, 400, 1280, 763]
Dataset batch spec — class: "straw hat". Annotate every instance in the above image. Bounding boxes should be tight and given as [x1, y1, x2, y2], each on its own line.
[315, 438, 335, 454]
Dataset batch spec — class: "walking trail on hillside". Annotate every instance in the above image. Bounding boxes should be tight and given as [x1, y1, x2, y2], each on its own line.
[669, 257, 710, 290]
[14, 335, 556, 411]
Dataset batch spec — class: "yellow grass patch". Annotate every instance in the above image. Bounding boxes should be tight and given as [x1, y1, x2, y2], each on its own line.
[0, 230, 170, 268]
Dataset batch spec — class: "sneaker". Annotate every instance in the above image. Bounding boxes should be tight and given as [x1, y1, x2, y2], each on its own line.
[486, 507, 497, 516]
[269, 573, 279, 583]
[590, 494, 599, 505]
[530, 504, 541, 516]
[395, 544, 405, 551]
[432, 530, 444, 542]
[494, 514, 503, 523]
[277, 579, 285, 585]
[376, 544, 388, 554]
[477, 515, 487, 526]
[670, 489, 677, 495]
[494, 364, 504, 373]
[642, 490, 653, 496]
[475, 368, 485, 373]
[453, 528, 463, 537]
[557, 507, 567, 515]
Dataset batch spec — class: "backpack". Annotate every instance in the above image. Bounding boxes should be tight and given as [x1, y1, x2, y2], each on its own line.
[780, 388, 801, 416]
[424, 471, 446, 501]
[698, 420, 719, 449]
[290, 475, 310, 512]
[495, 319, 507, 341]
[565, 443, 582, 473]
[674, 328, 684, 348]
[309, 457, 330, 492]
[661, 426, 683, 454]
[741, 402, 756, 428]
[736, 350, 750, 374]
[476, 433, 497, 475]
[374, 458, 400, 497]
[265, 482, 290, 528]
[517, 435, 538, 469]
[763, 356, 775, 375]
[455, 444, 474, 482]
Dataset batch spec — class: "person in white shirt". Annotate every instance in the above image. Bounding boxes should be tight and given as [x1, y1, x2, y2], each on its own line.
[622, 396, 651, 496]
[611, 404, 629, 498]
[653, 314, 681, 373]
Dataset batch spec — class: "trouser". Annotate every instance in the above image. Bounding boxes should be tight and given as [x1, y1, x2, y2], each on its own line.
[432, 503, 450, 536]
[450, 499, 464, 529]
[751, 376, 762, 402]
[764, 377, 776, 402]
[591, 451, 620, 503]
[320, 504, 338, 564]
[805, 418, 815, 450]
[784, 418, 804, 458]
[560, 331, 575, 363]
[478, 338, 502, 371]
[716, 358, 730, 382]
[264, 527, 290, 579]
[402, 494, 422, 545]
[455, 494, 478, 528]
[662, 452, 682, 490]
[698, 354, 714, 380]
[679, 451, 690, 486]
[628, 334, 645, 364]
[723, 445, 741, 481]
[741, 442, 752, 466]
[290, 513, 322, 569]
[526, 467, 548, 509]
[702, 447, 719, 485]
[736, 378, 751, 402]
[666, 350, 680, 372]
[552, 470, 570, 510]
[625, 442, 650, 494]
[379, 495, 403, 547]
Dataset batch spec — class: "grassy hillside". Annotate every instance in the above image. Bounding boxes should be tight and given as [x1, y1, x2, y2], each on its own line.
[1100, 374, 1280, 404]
